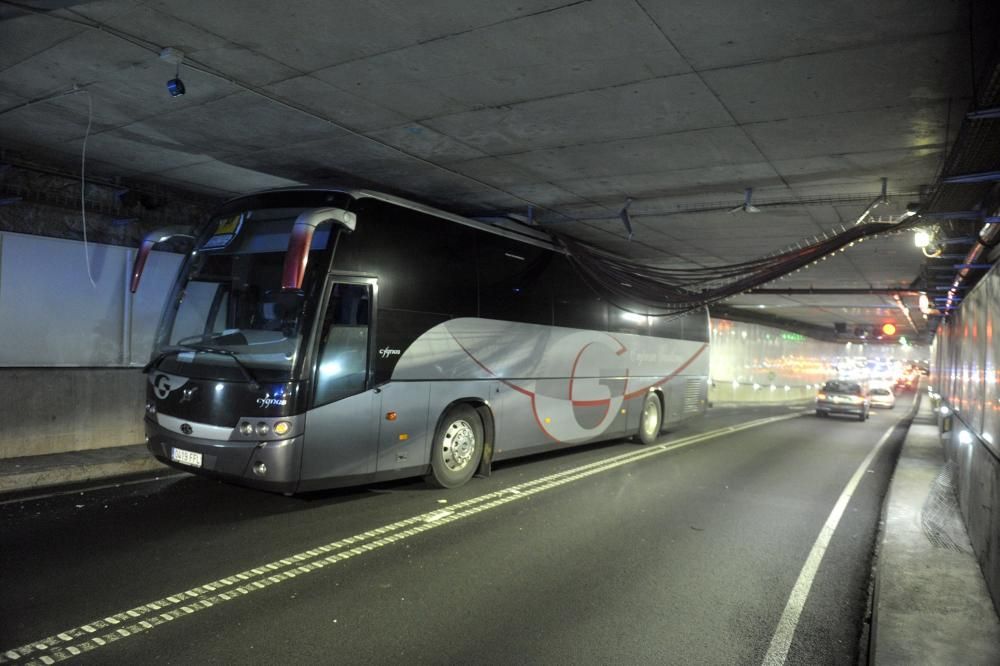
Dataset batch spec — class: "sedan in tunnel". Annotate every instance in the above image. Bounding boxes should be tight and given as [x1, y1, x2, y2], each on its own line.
[815, 380, 870, 421]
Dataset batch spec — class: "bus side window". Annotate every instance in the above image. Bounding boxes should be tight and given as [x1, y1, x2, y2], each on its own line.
[314, 283, 371, 406]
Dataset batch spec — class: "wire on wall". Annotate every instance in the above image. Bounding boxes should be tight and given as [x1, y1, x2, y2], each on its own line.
[79, 89, 96, 287]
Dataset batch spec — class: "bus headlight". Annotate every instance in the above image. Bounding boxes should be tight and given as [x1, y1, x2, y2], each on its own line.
[256, 422, 271, 436]
[239, 421, 254, 436]
[273, 421, 291, 436]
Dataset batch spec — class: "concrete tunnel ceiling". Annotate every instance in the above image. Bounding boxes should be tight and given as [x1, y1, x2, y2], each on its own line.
[0, 0, 987, 343]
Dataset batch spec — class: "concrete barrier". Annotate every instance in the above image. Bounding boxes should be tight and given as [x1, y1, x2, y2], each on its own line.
[1, 368, 145, 459]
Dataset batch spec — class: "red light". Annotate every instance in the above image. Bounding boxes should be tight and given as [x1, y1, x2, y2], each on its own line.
[881, 323, 897, 336]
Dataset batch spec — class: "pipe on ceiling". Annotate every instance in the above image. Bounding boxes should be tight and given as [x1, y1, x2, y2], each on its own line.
[943, 215, 1000, 312]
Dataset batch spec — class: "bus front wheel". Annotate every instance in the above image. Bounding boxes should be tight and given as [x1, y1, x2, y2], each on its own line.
[638, 392, 663, 445]
[426, 404, 484, 489]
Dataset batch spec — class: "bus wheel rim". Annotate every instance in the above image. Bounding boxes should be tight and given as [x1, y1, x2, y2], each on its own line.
[642, 400, 659, 437]
[442, 419, 476, 471]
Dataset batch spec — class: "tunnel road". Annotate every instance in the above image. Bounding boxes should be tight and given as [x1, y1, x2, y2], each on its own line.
[0, 398, 913, 665]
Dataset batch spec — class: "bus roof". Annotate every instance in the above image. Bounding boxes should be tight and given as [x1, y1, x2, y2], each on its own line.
[218, 186, 562, 253]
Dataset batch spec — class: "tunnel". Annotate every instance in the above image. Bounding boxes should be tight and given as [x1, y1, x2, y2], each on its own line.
[1, 2, 999, 663]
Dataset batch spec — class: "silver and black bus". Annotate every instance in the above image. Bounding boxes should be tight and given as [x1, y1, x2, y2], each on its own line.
[132, 189, 709, 493]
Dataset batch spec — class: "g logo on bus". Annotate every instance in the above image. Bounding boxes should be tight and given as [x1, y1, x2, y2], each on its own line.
[152, 372, 189, 399]
[180, 423, 193, 435]
[153, 374, 173, 399]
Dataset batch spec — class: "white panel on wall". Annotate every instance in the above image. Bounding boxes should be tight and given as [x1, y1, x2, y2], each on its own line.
[0, 232, 182, 367]
[128, 248, 184, 365]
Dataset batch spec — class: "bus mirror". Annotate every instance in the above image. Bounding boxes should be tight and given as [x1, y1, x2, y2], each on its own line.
[282, 208, 356, 290]
[130, 227, 195, 293]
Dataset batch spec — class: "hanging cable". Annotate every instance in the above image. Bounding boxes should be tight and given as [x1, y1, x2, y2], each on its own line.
[79, 89, 97, 287]
[552, 214, 923, 317]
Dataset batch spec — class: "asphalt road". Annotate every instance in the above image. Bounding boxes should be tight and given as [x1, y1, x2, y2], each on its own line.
[0, 398, 914, 665]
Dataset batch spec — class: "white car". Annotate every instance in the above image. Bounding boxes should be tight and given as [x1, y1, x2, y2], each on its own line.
[869, 386, 896, 409]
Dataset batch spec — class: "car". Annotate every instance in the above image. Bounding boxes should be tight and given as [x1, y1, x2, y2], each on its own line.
[869, 386, 896, 409]
[816, 380, 870, 421]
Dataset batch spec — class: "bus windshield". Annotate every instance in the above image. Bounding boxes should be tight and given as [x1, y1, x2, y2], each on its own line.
[152, 207, 334, 383]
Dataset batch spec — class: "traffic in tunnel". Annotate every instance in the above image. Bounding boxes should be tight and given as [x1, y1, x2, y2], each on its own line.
[1, 1, 999, 664]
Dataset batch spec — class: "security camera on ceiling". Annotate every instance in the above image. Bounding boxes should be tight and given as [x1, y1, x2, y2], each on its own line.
[159, 47, 186, 97]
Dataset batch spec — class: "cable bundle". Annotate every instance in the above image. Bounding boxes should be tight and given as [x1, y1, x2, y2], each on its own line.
[553, 217, 920, 316]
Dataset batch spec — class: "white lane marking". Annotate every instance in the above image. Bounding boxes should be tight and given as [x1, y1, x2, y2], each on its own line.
[1, 412, 804, 665]
[761, 422, 898, 665]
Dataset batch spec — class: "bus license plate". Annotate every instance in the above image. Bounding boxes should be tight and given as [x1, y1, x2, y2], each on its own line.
[171, 447, 203, 468]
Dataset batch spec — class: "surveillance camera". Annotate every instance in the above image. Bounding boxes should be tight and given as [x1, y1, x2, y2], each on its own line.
[167, 78, 186, 96]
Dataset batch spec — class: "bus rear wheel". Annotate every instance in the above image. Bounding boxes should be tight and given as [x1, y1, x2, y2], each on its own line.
[638, 392, 662, 445]
[426, 404, 483, 489]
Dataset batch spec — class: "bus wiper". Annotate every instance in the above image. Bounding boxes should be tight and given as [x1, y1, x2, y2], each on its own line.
[143, 345, 262, 390]
[186, 345, 262, 390]
[143, 346, 196, 374]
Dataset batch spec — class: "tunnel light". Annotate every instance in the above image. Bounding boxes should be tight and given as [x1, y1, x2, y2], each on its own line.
[939, 406, 951, 416]
[913, 229, 932, 248]
[753, 383, 761, 391]
[958, 430, 973, 445]
[732, 380, 740, 389]
[918, 293, 932, 315]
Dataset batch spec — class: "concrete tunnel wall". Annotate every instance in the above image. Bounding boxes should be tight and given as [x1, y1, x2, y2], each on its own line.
[0, 230, 181, 459]
[931, 260, 1000, 612]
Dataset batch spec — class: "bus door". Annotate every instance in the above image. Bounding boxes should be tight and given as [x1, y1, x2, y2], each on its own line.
[299, 279, 378, 488]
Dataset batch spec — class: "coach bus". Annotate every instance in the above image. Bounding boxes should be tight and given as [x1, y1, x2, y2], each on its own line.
[131, 188, 709, 493]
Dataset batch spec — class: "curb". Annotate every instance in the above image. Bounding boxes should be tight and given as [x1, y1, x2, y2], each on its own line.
[864, 389, 923, 665]
[0, 450, 170, 495]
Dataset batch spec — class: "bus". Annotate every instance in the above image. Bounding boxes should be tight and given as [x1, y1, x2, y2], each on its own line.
[131, 188, 710, 493]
